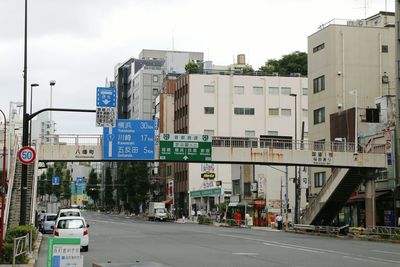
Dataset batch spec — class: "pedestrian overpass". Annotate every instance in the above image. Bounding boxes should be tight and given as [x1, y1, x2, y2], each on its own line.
[5, 134, 387, 230]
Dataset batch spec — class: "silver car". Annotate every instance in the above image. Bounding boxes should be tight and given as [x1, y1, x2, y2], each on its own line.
[39, 213, 57, 234]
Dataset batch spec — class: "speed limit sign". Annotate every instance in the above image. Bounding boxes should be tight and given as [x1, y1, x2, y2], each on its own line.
[18, 146, 36, 165]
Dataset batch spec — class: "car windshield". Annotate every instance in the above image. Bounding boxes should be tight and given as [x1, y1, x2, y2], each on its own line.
[57, 219, 84, 229]
[46, 215, 57, 221]
[60, 211, 80, 217]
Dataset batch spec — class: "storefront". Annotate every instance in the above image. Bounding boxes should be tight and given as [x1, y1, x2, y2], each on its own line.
[249, 199, 267, 226]
[189, 187, 222, 216]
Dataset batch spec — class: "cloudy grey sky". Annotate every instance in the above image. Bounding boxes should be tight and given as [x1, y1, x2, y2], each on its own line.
[0, 0, 394, 134]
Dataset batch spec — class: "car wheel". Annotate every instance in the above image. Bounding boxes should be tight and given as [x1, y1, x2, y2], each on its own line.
[82, 245, 89, 252]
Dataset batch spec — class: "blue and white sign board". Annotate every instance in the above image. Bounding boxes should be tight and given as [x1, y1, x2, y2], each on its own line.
[96, 87, 117, 127]
[96, 87, 116, 107]
[76, 177, 84, 185]
[52, 176, 60, 186]
[103, 119, 155, 160]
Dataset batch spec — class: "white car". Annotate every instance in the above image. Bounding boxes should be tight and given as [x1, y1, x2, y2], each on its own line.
[39, 213, 57, 234]
[53, 216, 90, 252]
[56, 208, 82, 220]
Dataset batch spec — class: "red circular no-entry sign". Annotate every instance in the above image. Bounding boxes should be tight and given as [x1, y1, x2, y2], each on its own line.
[18, 146, 36, 165]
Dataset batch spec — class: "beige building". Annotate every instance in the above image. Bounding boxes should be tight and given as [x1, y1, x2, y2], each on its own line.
[307, 12, 395, 196]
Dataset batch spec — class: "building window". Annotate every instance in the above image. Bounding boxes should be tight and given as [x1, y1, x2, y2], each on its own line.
[269, 87, 279, 95]
[302, 88, 308, 96]
[233, 86, 244, 95]
[269, 108, 279, 116]
[245, 130, 255, 137]
[204, 107, 214, 114]
[234, 107, 255, 115]
[281, 108, 291, 116]
[153, 88, 158, 96]
[313, 107, 325, 124]
[281, 87, 291, 95]
[303, 132, 308, 138]
[314, 172, 326, 187]
[313, 43, 325, 53]
[153, 75, 158, 82]
[204, 85, 215, 93]
[253, 86, 263, 95]
[268, 131, 278, 136]
[302, 109, 308, 117]
[382, 45, 388, 53]
[244, 182, 252, 196]
[204, 129, 215, 136]
[313, 75, 325, 93]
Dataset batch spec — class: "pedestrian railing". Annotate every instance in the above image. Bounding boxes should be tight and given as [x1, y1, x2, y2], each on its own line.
[12, 230, 33, 266]
[365, 226, 400, 238]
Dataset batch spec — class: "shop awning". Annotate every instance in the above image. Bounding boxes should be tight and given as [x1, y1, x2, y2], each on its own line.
[228, 200, 253, 207]
[165, 199, 173, 205]
[347, 191, 390, 203]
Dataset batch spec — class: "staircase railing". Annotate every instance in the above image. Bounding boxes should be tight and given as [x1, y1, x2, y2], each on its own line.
[3, 134, 19, 239]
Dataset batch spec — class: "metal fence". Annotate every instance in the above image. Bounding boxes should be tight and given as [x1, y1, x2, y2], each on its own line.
[365, 226, 400, 239]
[12, 230, 33, 266]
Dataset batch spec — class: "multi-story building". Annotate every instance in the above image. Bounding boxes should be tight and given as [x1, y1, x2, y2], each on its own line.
[173, 69, 308, 223]
[308, 12, 397, 226]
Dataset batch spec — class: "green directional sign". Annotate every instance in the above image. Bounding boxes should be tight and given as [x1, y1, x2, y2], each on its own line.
[159, 133, 212, 161]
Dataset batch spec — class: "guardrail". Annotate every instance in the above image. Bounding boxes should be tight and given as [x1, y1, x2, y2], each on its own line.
[293, 224, 348, 235]
[365, 226, 400, 238]
[12, 230, 33, 266]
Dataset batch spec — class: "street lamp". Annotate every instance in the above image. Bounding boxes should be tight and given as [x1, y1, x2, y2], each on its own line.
[289, 93, 300, 224]
[49, 80, 56, 143]
[0, 108, 7, 255]
[349, 90, 358, 154]
[29, 83, 39, 145]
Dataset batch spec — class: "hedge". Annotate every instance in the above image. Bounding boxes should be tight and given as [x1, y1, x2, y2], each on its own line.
[0, 225, 37, 264]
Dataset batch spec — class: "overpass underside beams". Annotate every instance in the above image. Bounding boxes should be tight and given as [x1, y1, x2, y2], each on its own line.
[8, 162, 34, 227]
[311, 168, 367, 225]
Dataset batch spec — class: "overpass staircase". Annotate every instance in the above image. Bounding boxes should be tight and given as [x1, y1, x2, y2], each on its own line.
[302, 136, 385, 225]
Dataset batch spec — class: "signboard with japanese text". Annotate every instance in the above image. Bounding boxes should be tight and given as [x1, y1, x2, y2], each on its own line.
[103, 119, 155, 160]
[159, 133, 212, 161]
[46, 238, 82, 267]
[96, 87, 117, 127]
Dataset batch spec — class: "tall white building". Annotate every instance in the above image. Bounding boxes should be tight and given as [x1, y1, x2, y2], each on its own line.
[174, 71, 308, 222]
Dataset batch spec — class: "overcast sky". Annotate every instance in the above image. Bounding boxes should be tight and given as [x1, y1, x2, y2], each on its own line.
[0, 0, 395, 134]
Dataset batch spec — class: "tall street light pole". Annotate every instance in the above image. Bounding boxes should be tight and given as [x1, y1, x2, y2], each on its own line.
[20, 0, 29, 226]
[290, 93, 300, 224]
[29, 83, 39, 145]
[0, 109, 7, 255]
[49, 80, 56, 139]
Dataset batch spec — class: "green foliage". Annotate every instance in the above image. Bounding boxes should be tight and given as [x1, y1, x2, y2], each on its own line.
[241, 64, 254, 74]
[62, 169, 72, 205]
[38, 172, 47, 196]
[0, 225, 37, 264]
[185, 61, 199, 73]
[259, 51, 307, 76]
[197, 215, 211, 224]
[104, 167, 114, 209]
[217, 202, 228, 212]
[87, 169, 99, 206]
[118, 162, 149, 213]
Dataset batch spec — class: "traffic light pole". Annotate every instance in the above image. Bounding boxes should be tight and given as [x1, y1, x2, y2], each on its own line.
[19, 108, 95, 225]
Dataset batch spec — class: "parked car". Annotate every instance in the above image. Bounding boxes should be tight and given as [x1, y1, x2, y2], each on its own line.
[56, 208, 82, 220]
[53, 216, 90, 251]
[39, 213, 57, 234]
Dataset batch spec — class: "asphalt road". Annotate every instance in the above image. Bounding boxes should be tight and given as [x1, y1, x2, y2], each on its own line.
[38, 211, 400, 267]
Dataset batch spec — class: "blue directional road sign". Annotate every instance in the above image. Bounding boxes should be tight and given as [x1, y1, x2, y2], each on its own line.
[76, 177, 84, 185]
[52, 176, 60, 186]
[103, 119, 155, 160]
[96, 87, 116, 107]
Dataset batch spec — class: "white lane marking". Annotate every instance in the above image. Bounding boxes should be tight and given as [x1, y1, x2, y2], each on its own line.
[262, 242, 324, 254]
[219, 234, 348, 255]
[367, 256, 400, 265]
[232, 253, 259, 256]
[372, 250, 400, 256]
